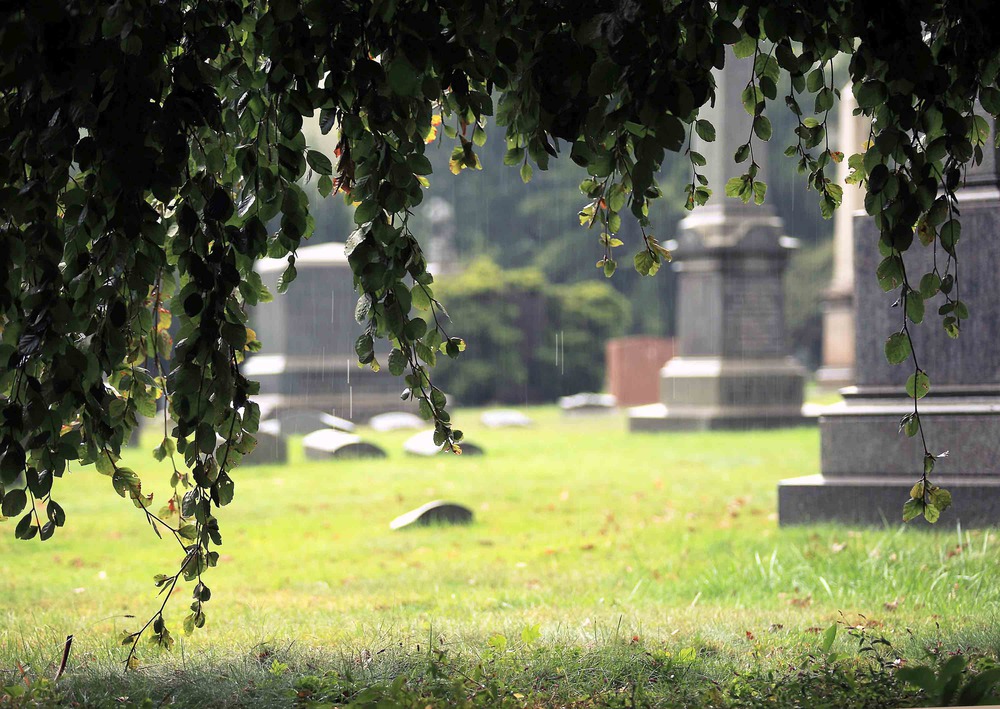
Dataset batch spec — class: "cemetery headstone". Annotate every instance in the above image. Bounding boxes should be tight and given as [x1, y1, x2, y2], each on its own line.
[227, 418, 286, 466]
[369, 411, 424, 432]
[389, 500, 474, 530]
[403, 429, 484, 456]
[778, 115, 1000, 526]
[559, 392, 617, 416]
[628, 48, 805, 432]
[248, 242, 409, 422]
[480, 409, 534, 428]
[605, 336, 675, 406]
[302, 429, 387, 460]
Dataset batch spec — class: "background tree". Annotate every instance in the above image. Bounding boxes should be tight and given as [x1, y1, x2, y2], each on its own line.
[0, 0, 995, 657]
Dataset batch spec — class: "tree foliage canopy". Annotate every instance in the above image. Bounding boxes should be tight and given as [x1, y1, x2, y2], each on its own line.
[0, 0, 996, 659]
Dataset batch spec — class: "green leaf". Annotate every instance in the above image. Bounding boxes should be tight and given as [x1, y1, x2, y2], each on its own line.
[855, 80, 886, 109]
[924, 502, 941, 523]
[634, 250, 659, 276]
[897, 666, 940, 692]
[14, 512, 36, 540]
[875, 257, 903, 292]
[406, 153, 433, 175]
[732, 34, 756, 59]
[905, 371, 930, 399]
[929, 486, 952, 512]
[753, 115, 772, 141]
[741, 85, 764, 115]
[806, 67, 825, 93]
[884, 332, 911, 365]
[919, 272, 941, 298]
[520, 161, 533, 183]
[695, 119, 716, 142]
[753, 55, 780, 83]
[411, 284, 432, 311]
[902, 498, 924, 522]
[306, 150, 332, 175]
[214, 472, 235, 506]
[905, 291, 924, 324]
[277, 260, 297, 294]
[724, 176, 745, 198]
[387, 57, 420, 96]
[354, 200, 379, 225]
[981, 88, 1000, 115]
[388, 349, 407, 376]
[820, 623, 837, 654]
[939, 219, 961, 253]
[2, 488, 27, 517]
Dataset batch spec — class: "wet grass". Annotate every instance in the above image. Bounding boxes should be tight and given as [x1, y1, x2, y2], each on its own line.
[1, 407, 998, 706]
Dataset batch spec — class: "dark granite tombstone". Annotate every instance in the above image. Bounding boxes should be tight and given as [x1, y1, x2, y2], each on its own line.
[629, 50, 805, 432]
[779, 116, 1000, 526]
[389, 500, 474, 529]
[247, 242, 409, 422]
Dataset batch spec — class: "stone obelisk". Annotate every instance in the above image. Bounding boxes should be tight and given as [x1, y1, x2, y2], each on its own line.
[815, 85, 868, 389]
[629, 50, 806, 431]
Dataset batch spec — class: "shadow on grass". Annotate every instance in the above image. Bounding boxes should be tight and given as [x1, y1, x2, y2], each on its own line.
[7, 626, 985, 708]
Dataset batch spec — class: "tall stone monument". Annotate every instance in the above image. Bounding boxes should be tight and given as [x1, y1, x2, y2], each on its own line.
[816, 86, 867, 388]
[779, 116, 1000, 525]
[629, 52, 805, 431]
[246, 242, 405, 421]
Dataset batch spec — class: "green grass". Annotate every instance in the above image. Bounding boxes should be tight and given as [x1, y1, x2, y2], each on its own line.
[2, 408, 998, 707]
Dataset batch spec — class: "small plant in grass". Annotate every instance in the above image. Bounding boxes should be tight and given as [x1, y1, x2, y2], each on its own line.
[897, 651, 1000, 706]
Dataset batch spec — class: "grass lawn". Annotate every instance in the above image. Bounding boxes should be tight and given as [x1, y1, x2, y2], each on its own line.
[2, 406, 999, 707]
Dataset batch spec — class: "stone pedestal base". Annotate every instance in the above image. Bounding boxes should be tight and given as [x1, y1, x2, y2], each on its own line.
[778, 390, 1000, 526]
[779, 474, 1000, 526]
[628, 356, 808, 431]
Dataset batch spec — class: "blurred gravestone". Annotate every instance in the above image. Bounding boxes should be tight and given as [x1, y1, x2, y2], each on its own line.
[779, 115, 1000, 526]
[247, 242, 407, 423]
[629, 49, 805, 431]
[390, 500, 474, 529]
[369, 411, 424, 432]
[230, 419, 286, 466]
[480, 409, 534, 428]
[559, 392, 617, 416]
[302, 430, 386, 460]
[403, 429, 484, 456]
